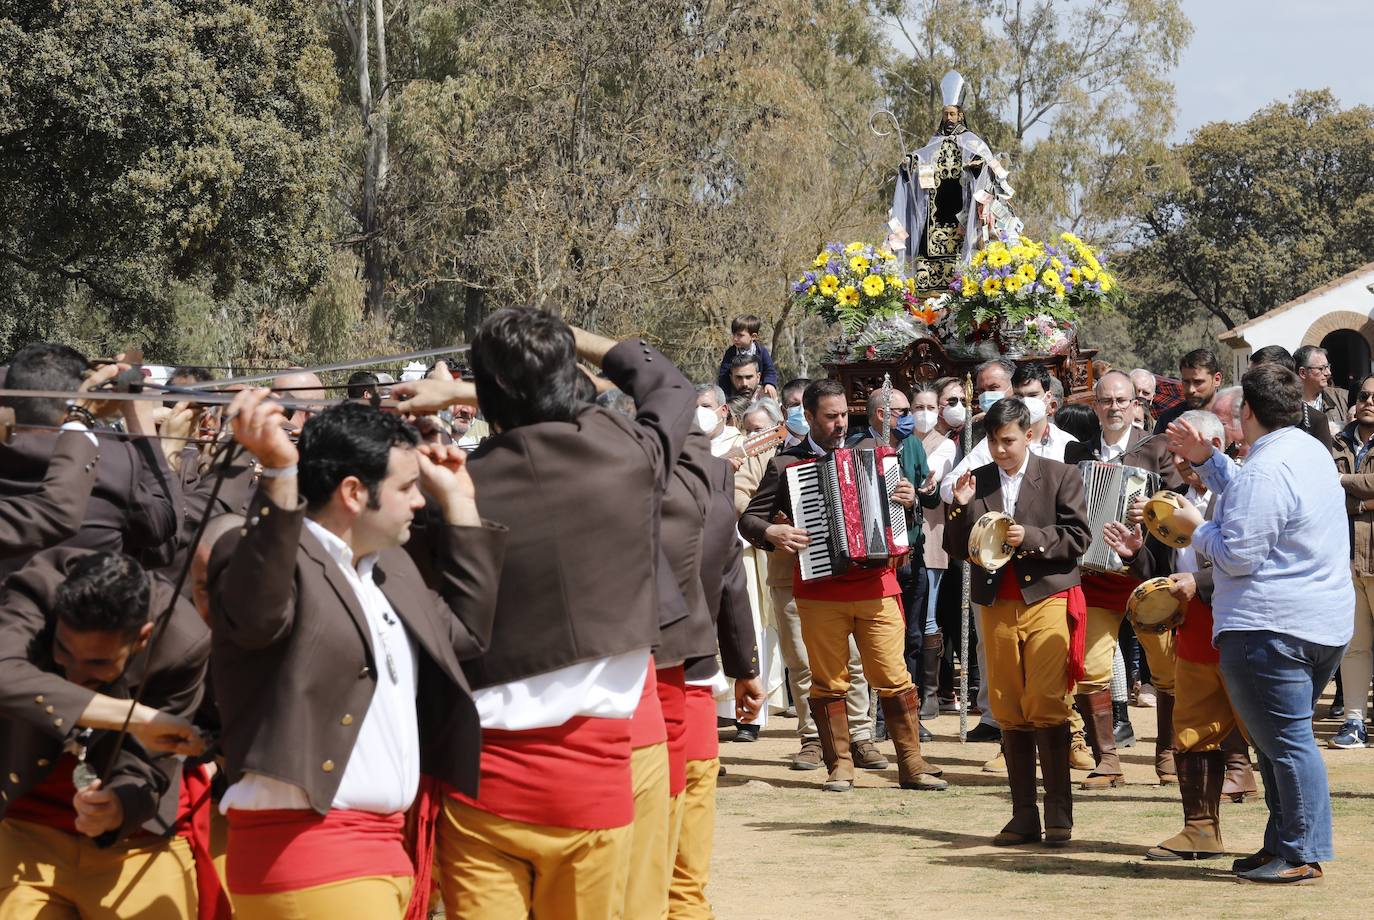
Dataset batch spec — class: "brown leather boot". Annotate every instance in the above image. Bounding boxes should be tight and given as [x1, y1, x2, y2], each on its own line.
[1220, 726, 1258, 802]
[919, 631, 943, 719]
[1077, 690, 1124, 789]
[1036, 722, 1074, 846]
[1155, 691, 1178, 785]
[880, 688, 947, 790]
[808, 697, 854, 792]
[993, 730, 1040, 845]
[1146, 750, 1225, 860]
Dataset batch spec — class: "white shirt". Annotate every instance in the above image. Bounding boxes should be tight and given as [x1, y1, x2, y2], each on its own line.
[1172, 488, 1211, 575]
[1098, 427, 1132, 462]
[472, 648, 650, 731]
[221, 520, 420, 814]
[939, 423, 1077, 503]
[711, 425, 743, 458]
[998, 453, 1031, 518]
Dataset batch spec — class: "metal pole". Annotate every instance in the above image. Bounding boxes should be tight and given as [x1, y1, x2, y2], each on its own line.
[959, 372, 974, 742]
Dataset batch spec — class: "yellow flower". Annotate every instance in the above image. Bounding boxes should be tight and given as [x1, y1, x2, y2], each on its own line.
[981, 277, 1002, 296]
[960, 275, 975, 296]
[1100, 276, 1114, 293]
[1019, 235, 1035, 247]
[1017, 262, 1037, 282]
[837, 285, 860, 307]
[1082, 265, 1098, 283]
[1005, 275, 1023, 294]
[849, 255, 870, 275]
[1068, 267, 1083, 285]
[819, 273, 839, 296]
[807, 285, 818, 295]
[905, 278, 918, 294]
[1041, 269, 1060, 287]
[845, 241, 865, 255]
[1060, 231, 1083, 247]
[813, 252, 830, 269]
[971, 250, 987, 268]
[1010, 245, 1030, 261]
[987, 249, 1012, 269]
[1050, 257, 1064, 272]
[862, 274, 885, 297]
[885, 274, 901, 290]
[878, 248, 897, 262]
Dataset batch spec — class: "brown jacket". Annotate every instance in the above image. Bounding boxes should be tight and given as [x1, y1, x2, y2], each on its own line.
[462, 339, 696, 689]
[1334, 423, 1374, 576]
[687, 455, 759, 682]
[0, 428, 182, 577]
[657, 430, 719, 667]
[0, 547, 209, 843]
[942, 453, 1091, 605]
[0, 430, 99, 560]
[1064, 427, 1184, 492]
[209, 488, 507, 811]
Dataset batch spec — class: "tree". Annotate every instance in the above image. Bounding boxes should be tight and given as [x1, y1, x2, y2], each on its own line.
[0, 0, 339, 356]
[882, 0, 1191, 241]
[1123, 90, 1374, 339]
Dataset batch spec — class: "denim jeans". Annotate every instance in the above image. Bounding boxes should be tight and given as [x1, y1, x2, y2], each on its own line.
[1218, 629, 1346, 864]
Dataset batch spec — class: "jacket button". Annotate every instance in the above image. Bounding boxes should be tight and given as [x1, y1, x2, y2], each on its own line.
[36, 759, 49, 768]
[341, 714, 354, 726]
[53, 718, 63, 728]
[45, 706, 54, 714]
[1039, 546, 1046, 552]
[322, 760, 335, 773]
[1023, 576, 1031, 583]
[34, 695, 43, 704]
[358, 666, 371, 679]
[7, 773, 17, 783]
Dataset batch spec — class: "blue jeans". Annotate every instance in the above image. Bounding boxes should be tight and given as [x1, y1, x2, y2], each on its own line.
[1218, 629, 1346, 864]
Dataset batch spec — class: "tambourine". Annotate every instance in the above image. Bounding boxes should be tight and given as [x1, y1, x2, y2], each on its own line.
[1127, 577, 1185, 633]
[1143, 490, 1196, 549]
[968, 511, 1015, 572]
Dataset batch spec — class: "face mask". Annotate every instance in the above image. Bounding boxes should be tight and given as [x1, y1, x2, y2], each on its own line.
[913, 409, 939, 434]
[1022, 396, 1047, 425]
[785, 405, 809, 437]
[694, 406, 719, 433]
[942, 404, 967, 428]
[978, 390, 1005, 413]
[892, 413, 916, 440]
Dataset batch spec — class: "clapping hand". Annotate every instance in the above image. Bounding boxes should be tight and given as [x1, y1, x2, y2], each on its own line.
[1102, 520, 1143, 561]
[951, 471, 976, 505]
[1165, 418, 1212, 465]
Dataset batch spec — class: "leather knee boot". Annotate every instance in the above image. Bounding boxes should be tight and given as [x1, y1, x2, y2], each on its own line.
[1155, 691, 1178, 784]
[919, 631, 943, 719]
[880, 688, 947, 790]
[1036, 722, 1074, 846]
[993, 730, 1040, 845]
[808, 697, 854, 792]
[1077, 689, 1124, 789]
[1146, 749, 1225, 860]
[1219, 725, 1257, 802]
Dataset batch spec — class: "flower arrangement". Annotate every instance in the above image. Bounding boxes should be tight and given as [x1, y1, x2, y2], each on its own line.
[950, 232, 1116, 353]
[792, 241, 920, 334]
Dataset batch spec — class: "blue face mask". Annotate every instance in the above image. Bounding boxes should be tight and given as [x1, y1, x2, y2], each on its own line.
[785, 405, 809, 437]
[978, 390, 1006, 412]
[892, 413, 916, 440]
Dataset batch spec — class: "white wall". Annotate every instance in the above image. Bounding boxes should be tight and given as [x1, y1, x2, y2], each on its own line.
[1224, 267, 1374, 380]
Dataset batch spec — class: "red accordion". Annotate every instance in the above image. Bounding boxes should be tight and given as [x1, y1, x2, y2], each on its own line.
[784, 445, 910, 582]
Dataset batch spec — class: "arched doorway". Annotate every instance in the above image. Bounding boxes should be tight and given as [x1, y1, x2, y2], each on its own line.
[1321, 329, 1372, 398]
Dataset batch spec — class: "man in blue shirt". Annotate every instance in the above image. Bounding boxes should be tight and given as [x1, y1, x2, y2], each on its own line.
[1167, 362, 1352, 884]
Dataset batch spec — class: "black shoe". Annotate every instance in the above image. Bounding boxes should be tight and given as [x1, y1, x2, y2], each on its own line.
[966, 722, 1002, 743]
[732, 724, 760, 743]
[1329, 703, 1345, 721]
[919, 721, 933, 742]
[1112, 701, 1136, 748]
[1231, 849, 1275, 873]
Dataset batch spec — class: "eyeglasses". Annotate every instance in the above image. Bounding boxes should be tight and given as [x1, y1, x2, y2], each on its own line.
[943, 397, 962, 406]
[1357, 391, 1374, 402]
[891, 408, 911, 417]
[1094, 397, 1134, 407]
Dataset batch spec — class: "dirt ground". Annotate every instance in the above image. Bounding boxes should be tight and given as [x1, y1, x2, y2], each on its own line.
[707, 693, 1374, 920]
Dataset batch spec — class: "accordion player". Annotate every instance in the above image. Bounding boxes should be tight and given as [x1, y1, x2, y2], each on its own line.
[785, 445, 910, 581]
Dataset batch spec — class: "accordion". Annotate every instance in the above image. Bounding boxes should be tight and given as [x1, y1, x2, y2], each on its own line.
[1077, 460, 1161, 574]
[785, 446, 910, 582]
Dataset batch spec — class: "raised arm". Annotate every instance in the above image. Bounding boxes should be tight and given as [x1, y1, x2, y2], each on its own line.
[0, 429, 98, 559]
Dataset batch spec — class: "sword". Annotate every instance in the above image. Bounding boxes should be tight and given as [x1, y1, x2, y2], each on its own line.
[879, 373, 893, 442]
[175, 344, 472, 390]
[960, 372, 974, 743]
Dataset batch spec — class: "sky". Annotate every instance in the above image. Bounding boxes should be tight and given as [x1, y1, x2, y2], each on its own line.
[1172, 0, 1374, 139]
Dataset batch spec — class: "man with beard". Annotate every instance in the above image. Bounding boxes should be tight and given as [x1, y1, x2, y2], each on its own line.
[1155, 350, 1223, 433]
[740, 380, 945, 794]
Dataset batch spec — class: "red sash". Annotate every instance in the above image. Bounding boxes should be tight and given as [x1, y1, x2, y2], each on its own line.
[629, 657, 667, 749]
[453, 717, 634, 830]
[656, 665, 688, 796]
[683, 684, 720, 762]
[226, 808, 411, 895]
[1176, 598, 1219, 664]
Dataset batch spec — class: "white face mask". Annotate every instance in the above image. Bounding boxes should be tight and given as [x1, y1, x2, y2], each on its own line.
[695, 406, 720, 434]
[1022, 396, 1047, 425]
[942, 404, 967, 428]
[913, 409, 939, 434]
